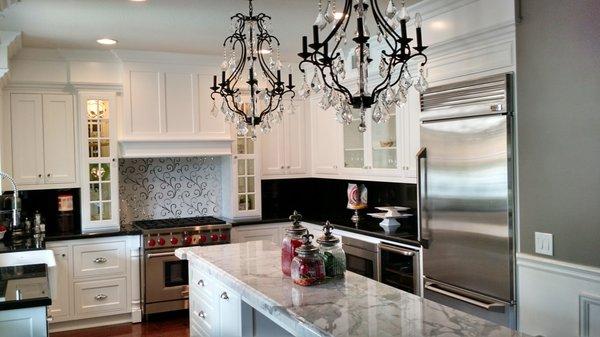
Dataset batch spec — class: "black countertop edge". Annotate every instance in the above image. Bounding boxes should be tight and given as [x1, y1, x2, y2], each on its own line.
[0, 243, 46, 254]
[45, 225, 142, 242]
[0, 297, 52, 311]
[229, 218, 421, 247]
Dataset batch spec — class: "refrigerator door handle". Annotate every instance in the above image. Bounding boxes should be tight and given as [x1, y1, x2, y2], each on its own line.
[416, 147, 429, 248]
[424, 282, 507, 313]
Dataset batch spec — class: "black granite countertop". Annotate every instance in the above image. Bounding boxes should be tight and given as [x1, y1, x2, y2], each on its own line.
[229, 216, 420, 247]
[45, 223, 141, 242]
[0, 264, 51, 311]
[0, 235, 45, 254]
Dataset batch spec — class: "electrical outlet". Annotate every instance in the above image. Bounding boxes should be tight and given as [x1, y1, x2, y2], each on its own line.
[535, 232, 553, 256]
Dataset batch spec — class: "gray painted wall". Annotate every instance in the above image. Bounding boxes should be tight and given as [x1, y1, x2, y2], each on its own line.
[516, 0, 600, 267]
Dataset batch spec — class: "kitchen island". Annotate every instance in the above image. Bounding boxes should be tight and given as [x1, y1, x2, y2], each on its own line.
[176, 241, 528, 337]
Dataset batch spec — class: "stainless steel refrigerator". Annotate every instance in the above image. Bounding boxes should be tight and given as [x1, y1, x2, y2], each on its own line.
[417, 73, 516, 328]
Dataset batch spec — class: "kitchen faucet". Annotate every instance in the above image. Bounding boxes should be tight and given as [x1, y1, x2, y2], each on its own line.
[0, 170, 20, 232]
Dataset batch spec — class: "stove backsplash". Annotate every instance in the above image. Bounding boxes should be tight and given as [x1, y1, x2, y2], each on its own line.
[119, 157, 222, 224]
[261, 178, 417, 221]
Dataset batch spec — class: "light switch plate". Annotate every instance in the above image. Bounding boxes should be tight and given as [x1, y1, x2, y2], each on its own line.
[535, 232, 553, 256]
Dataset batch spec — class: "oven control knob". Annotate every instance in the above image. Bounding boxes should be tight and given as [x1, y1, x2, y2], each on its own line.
[147, 239, 156, 247]
[210, 234, 218, 242]
[199, 235, 207, 243]
[157, 237, 166, 246]
[219, 233, 228, 241]
[184, 235, 193, 245]
[170, 237, 179, 245]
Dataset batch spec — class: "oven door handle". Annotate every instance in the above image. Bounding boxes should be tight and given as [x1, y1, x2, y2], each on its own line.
[379, 243, 416, 256]
[146, 252, 176, 259]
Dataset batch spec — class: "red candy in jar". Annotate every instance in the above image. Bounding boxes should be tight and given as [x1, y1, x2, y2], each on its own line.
[281, 211, 307, 276]
[291, 234, 326, 286]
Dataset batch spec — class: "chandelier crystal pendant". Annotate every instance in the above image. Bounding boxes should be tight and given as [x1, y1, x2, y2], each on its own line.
[210, 0, 295, 139]
[298, 0, 429, 132]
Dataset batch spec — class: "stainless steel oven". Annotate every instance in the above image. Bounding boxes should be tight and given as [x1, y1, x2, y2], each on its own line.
[341, 236, 379, 280]
[378, 243, 421, 295]
[144, 249, 189, 313]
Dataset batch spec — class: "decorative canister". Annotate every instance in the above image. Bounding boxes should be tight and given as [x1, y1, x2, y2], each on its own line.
[291, 234, 326, 286]
[317, 221, 346, 278]
[281, 211, 307, 276]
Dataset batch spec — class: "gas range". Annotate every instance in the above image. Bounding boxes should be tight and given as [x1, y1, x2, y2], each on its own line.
[136, 216, 232, 316]
[134, 216, 231, 249]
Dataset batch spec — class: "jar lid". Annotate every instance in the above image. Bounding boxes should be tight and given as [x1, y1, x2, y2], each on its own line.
[285, 210, 307, 235]
[296, 233, 320, 256]
[316, 221, 340, 246]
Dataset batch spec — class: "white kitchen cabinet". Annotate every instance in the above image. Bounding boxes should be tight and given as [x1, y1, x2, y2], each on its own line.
[0, 306, 48, 337]
[221, 135, 261, 220]
[310, 98, 342, 175]
[120, 63, 232, 157]
[399, 88, 421, 178]
[48, 246, 70, 321]
[231, 223, 284, 245]
[9, 93, 76, 188]
[261, 101, 308, 177]
[79, 92, 120, 231]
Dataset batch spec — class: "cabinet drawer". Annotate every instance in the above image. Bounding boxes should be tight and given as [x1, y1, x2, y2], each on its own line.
[73, 240, 127, 278]
[190, 266, 217, 301]
[190, 292, 216, 335]
[73, 277, 127, 317]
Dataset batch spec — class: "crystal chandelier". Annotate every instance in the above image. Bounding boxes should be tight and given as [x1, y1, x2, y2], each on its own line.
[298, 0, 429, 132]
[210, 0, 295, 138]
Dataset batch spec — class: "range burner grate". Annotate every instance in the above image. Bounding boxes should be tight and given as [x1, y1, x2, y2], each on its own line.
[133, 216, 226, 230]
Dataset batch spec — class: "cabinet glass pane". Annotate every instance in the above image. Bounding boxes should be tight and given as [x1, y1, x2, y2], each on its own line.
[237, 159, 246, 175]
[247, 178, 255, 193]
[89, 164, 100, 181]
[88, 121, 99, 138]
[237, 137, 245, 154]
[90, 203, 101, 221]
[90, 183, 100, 201]
[238, 177, 246, 193]
[100, 120, 110, 137]
[247, 194, 255, 210]
[344, 117, 364, 168]
[372, 113, 397, 169]
[88, 141, 99, 158]
[238, 195, 247, 211]
[247, 159, 255, 175]
[246, 138, 254, 155]
[101, 183, 111, 201]
[102, 202, 111, 220]
[100, 140, 110, 157]
[100, 163, 111, 181]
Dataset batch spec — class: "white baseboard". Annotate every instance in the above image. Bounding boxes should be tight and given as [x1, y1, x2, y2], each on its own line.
[517, 253, 600, 337]
[49, 313, 138, 333]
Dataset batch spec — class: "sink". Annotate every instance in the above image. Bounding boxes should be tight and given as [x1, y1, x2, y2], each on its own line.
[0, 250, 56, 268]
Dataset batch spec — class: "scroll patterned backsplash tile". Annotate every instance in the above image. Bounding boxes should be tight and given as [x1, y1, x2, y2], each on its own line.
[119, 157, 222, 224]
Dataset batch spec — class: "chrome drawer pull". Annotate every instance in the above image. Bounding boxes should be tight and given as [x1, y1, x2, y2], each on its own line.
[93, 257, 108, 264]
[95, 294, 108, 301]
[197, 279, 205, 287]
[220, 292, 229, 300]
[197, 310, 206, 319]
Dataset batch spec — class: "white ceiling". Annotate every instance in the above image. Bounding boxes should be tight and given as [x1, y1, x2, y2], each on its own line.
[0, 0, 321, 58]
[0, 0, 421, 59]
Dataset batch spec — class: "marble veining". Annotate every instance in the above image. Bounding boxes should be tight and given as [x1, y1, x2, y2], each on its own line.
[176, 241, 530, 337]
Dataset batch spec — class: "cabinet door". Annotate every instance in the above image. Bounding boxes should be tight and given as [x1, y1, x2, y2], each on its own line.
[311, 100, 341, 175]
[218, 286, 241, 337]
[232, 224, 281, 244]
[0, 306, 48, 337]
[261, 124, 285, 176]
[284, 106, 307, 175]
[401, 88, 421, 178]
[42, 94, 76, 184]
[49, 246, 70, 320]
[10, 94, 44, 185]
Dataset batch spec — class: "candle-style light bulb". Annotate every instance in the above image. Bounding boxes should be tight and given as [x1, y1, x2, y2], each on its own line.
[415, 13, 422, 28]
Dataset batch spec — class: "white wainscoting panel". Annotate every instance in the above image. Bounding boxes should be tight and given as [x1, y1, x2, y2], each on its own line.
[517, 253, 600, 337]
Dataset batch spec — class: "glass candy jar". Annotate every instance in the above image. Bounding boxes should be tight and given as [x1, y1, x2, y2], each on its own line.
[317, 221, 346, 278]
[291, 234, 326, 286]
[281, 211, 307, 276]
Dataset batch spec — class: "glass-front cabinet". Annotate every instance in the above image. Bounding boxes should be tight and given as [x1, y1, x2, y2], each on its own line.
[235, 135, 257, 213]
[80, 92, 119, 231]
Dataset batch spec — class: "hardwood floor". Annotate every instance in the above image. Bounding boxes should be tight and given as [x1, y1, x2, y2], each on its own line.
[50, 312, 189, 337]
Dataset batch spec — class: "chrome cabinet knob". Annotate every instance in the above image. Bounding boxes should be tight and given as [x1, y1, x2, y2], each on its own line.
[197, 310, 206, 319]
[38, 174, 42, 178]
[280, 166, 284, 169]
[93, 257, 107, 264]
[94, 294, 108, 301]
[47, 173, 51, 177]
[197, 279, 204, 287]
[220, 291, 229, 300]
[286, 166, 291, 169]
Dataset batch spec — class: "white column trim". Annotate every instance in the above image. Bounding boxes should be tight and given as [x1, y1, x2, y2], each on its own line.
[517, 253, 600, 284]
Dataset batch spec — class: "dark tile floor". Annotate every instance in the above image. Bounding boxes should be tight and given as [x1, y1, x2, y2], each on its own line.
[50, 312, 189, 337]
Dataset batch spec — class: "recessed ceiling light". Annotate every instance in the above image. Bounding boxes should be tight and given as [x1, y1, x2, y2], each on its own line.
[97, 38, 117, 45]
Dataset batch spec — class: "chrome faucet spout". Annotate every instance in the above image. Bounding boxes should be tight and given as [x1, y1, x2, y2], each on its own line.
[0, 171, 19, 229]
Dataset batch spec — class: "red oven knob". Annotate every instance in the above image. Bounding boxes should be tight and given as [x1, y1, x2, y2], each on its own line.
[199, 235, 207, 243]
[219, 233, 228, 241]
[157, 237, 166, 246]
[184, 236, 193, 245]
[147, 239, 156, 247]
[170, 237, 179, 245]
[210, 234, 218, 242]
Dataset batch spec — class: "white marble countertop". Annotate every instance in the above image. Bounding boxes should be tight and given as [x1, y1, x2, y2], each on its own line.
[176, 241, 529, 337]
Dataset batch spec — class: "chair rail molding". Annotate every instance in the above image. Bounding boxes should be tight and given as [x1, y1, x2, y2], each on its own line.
[517, 253, 600, 337]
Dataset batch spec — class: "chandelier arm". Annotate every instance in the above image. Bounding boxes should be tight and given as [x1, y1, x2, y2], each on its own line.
[227, 38, 247, 92]
[371, 0, 402, 42]
[325, 0, 353, 54]
[223, 95, 245, 116]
